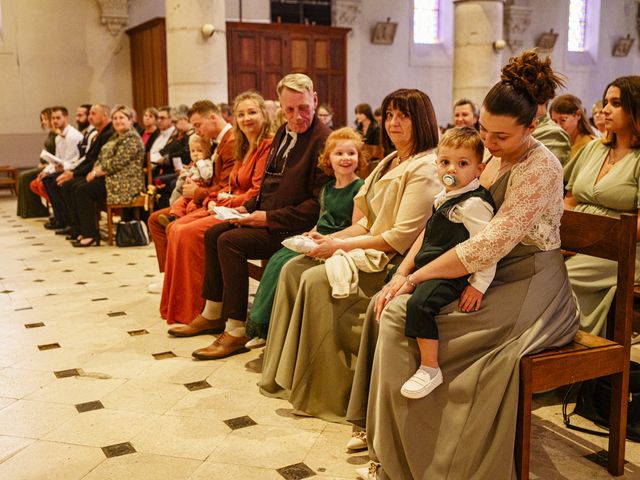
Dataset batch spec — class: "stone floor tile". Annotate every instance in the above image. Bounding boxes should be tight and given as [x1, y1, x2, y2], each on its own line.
[0, 399, 77, 438]
[208, 424, 321, 470]
[0, 440, 105, 480]
[188, 462, 283, 480]
[166, 387, 263, 421]
[0, 367, 56, 398]
[80, 452, 200, 480]
[0, 435, 34, 463]
[43, 408, 158, 447]
[100, 378, 189, 414]
[131, 414, 230, 460]
[25, 375, 126, 404]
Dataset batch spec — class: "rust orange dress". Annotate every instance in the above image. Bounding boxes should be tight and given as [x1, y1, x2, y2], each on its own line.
[160, 138, 272, 324]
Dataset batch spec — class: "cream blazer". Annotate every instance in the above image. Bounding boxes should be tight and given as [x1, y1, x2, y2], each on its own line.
[354, 149, 440, 256]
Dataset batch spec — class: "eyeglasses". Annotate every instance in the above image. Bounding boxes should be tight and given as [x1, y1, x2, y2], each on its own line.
[265, 155, 288, 176]
[265, 133, 294, 176]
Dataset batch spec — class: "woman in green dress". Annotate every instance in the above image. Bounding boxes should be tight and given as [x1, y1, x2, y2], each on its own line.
[565, 76, 640, 336]
[245, 127, 365, 344]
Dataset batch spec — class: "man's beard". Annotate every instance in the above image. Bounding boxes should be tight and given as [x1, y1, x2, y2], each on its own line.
[77, 120, 90, 131]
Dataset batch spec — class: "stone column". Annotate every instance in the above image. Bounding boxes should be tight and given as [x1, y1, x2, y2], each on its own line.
[165, 0, 228, 106]
[452, 0, 505, 107]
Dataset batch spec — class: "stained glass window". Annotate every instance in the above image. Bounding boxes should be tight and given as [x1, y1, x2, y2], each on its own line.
[568, 0, 587, 52]
[414, 0, 439, 44]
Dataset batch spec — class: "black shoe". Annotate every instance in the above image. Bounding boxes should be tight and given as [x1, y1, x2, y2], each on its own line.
[55, 227, 72, 235]
[66, 233, 80, 241]
[44, 221, 63, 230]
[72, 237, 100, 247]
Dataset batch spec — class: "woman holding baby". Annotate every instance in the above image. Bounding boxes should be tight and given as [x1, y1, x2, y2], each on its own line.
[159, 91, 273, 326]
[349, 51, 580, 480]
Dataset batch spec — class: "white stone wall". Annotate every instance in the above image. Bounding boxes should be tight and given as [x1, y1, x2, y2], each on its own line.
[2, 0, 639, 168]
[513, 0, 640, 111]
[0, 0, 133, 166]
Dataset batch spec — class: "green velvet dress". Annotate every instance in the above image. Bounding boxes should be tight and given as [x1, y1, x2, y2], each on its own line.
[246, 177, 364, 339]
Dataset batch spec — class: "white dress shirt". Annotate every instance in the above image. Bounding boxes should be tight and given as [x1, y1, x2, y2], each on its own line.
[150, 125, 176, 164]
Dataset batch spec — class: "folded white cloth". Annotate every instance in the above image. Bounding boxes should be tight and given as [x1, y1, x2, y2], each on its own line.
[325, 248, 389, 298]
[212, 206, 248, 220]
[281, 235, 318, 254]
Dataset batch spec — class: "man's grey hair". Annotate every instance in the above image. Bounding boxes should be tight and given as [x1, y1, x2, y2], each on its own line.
[277, 73, 314, 96]
[92, 104, 111, 118]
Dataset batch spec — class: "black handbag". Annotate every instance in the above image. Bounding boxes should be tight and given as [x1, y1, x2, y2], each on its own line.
[562, 361, 640, 442]
[115, 220, 149, 247]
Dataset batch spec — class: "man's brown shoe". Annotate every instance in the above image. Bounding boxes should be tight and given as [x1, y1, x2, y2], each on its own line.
[167, 315, 225, 337]
[192, 332, 250, 360]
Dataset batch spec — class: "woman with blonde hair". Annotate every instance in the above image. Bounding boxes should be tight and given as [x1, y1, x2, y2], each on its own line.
[160, 91, 273, 326]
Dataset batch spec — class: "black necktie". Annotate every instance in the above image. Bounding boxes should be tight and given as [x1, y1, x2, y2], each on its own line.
[270, 133, 293, 174]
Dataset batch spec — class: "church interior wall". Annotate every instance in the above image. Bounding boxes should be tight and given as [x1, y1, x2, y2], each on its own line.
[0, 0, 133, 168]
[1, 0, 639, 168]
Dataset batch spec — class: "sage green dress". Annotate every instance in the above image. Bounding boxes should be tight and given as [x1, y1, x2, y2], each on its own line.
[246, 177, 364, 340]
[565, 140, 640, 336]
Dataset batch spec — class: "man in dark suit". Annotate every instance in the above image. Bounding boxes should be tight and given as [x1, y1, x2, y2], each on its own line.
[169, 73, 331, 360]
[56, 104, 114, 241]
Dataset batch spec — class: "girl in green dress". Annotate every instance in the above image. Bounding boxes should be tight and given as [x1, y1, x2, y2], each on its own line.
[565, 75, 640, 336]
[245, 127, 366, 346]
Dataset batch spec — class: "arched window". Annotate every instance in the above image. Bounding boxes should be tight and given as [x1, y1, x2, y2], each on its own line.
[413, 0, 440, 45]
[568, 0, 587, 52]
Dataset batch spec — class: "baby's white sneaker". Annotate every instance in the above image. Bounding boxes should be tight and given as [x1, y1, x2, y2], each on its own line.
[400, 366, 443, 399]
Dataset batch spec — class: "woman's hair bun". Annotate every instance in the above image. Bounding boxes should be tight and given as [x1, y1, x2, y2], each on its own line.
[500, 50, 565, 105]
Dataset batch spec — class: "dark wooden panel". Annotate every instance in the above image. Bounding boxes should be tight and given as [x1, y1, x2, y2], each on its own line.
[330, 38, 345, 70]
[314, 39, 330, 70]
[329, 74, 346, 127]
[226, 22, 350, 126]
[314, 74, 329, 106]
[263, 35, 285, 69]
[290, 37, 309, 72]
[126, 18, 168, 116]
[237, 73, 260, 95]
[264, 73, 282, 100]
[237, 33, 259, 67]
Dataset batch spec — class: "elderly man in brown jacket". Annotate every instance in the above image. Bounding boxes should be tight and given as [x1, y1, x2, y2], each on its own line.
[168, 73, 331, 359]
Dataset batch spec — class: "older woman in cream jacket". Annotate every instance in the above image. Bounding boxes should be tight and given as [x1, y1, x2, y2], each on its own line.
[258, 89, 442, 423]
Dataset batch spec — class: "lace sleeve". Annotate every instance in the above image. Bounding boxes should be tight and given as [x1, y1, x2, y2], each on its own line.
[455, 149, 564, 273]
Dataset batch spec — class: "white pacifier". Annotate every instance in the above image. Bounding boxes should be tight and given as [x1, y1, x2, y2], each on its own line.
[442, 174, 457, 187]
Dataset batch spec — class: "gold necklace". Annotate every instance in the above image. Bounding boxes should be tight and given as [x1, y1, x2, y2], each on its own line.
[607, 147, 630, 165]
[393, 152, 414, 167]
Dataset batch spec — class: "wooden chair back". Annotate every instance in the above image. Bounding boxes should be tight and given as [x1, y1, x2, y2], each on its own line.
[515, 209, 636, 478]
[361, 144, 385, 178]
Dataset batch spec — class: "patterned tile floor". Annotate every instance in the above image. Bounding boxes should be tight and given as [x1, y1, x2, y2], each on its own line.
[1, 195, 640, 479]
